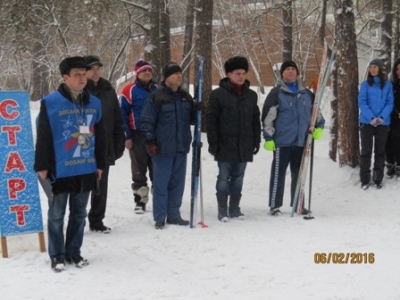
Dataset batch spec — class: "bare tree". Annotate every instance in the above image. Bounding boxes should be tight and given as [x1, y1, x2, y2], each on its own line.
[195, 0, 213, 112]
[333, 0, 359, 167]
[181, 0, 196, 91]
[394, 1, 400, 59]
[282, 0, 293, 61]
[379, 0, 393, 73]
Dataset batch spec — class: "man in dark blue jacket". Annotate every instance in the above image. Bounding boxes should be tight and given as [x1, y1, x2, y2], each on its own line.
[34, 57, 106, 272]
[140, 62, 195, 229]
[262, 60, 324, 216]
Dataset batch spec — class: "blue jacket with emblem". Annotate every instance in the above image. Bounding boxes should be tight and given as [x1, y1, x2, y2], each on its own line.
[140, 83, 194, 154]
[358, 76, 394, 125]
[34, 83, 107, 194]
[261, 78, 325, 148]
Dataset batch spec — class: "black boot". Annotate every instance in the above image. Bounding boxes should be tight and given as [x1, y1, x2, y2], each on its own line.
[386, 164, 396, 178]
[396, 166, 400, 178]
[229, 194, 244, 220]
[217, 194, 229, 222]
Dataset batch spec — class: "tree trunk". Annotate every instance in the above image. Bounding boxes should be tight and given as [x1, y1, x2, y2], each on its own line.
[394, 3, 400, 59]
[181, 0, 195, 91]
[329, 64, 338, 162]
[379, 0, 392, 74]
[160, 0, 171, 69]
[333, 0, 359, 168]
[282, 0, 293, 61]
[195, 0, 213, 132]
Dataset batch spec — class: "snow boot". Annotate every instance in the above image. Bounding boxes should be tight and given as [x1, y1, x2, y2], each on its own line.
[133, 186, 149, 214]
[396, 166, 400, 178]
[217, 194, 229, 222]
[229, 194, 245, 220]
[386, 163, 396, 178]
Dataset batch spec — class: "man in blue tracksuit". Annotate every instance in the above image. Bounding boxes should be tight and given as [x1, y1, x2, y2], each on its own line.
[262, 60, 325, 216]
[140, 62, 198, 229]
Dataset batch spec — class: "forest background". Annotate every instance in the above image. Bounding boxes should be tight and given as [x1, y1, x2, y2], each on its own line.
[0, 0, 399, 169]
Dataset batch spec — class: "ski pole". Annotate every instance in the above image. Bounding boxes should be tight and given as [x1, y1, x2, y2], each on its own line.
[304, 139, 315, 220]
[198, 154, 208, 228]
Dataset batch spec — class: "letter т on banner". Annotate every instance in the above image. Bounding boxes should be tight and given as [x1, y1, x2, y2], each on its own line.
[0, 91, 46, 258]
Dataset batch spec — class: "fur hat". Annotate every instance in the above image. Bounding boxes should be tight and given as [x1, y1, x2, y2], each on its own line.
[135, 59, 153, 75]
[369, 59, 383, 70]
[280, 60, 298, 76]
[162, 62, 182, 79]
[84, 55, 103, 67]
[59, 57, 90, 76]
[224, 56, 249, 74]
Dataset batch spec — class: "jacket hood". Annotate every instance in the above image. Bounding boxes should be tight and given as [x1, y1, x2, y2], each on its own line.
[219, 77, 250, 92]
[276, 77, 306, 93]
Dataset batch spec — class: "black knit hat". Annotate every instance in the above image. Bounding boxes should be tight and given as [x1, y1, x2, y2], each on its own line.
[84, 55, 103, 67]
[59, 56, 90, 76]
[280, 60, 298, 76]
[162, 62, 182, 79]
[369, 59, 383, 70]
[224, 56, 249, 74]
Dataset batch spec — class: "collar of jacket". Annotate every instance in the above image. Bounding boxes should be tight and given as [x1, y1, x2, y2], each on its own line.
[277, 77, 306, 94]
[58, 83, 91, 105]
[219, 77, 250, 93]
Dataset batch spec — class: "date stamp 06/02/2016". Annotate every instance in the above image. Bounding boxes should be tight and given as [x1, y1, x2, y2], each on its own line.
[314, 253, 375, 264]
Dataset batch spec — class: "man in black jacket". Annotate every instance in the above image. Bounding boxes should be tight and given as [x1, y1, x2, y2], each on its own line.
[34, 56, 107, 272]
[84, 55, 125, 233]
[206, 56, 261, 222]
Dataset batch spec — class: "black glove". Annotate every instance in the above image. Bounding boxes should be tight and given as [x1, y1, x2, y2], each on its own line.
[253, 144, 260, 155]
[193, 102, 206, 111]
[208, 144, 217, 156]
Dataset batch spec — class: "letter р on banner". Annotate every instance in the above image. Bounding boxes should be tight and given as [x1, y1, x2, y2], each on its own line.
[0, 91, 44, 237]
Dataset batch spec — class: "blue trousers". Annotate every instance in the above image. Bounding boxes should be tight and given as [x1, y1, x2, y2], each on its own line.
[47, 192, 89, 259]
[269, 146, 303, 209]
[151, 153, 187, 221]
[216, 161, 247, 196]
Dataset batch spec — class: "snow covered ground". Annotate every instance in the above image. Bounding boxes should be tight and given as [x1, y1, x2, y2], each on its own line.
[1, 97, 399, 300]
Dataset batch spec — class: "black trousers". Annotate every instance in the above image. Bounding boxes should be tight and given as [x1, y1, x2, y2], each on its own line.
[359, 124, 389, 184]
[129, 131, 153, 190]
[385, 126, 400, 165]
[89, 164, 110, 227]
[269, 146, 304, 209]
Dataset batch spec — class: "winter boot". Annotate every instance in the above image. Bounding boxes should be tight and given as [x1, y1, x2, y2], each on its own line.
[396, 166, 400, 178]
[216, 194, 229, 222]
[229, 194, 245, 220]
[386, 163, 396, 178]
[133, 186, 149, 214]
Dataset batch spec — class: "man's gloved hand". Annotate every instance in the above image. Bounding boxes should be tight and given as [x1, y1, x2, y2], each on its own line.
[193, 102, 206, 111]
[208, 144, 217, 156]
[146, 142, 160, 156]
[263, 140, 276, 151]
[253, 143, 260, 155]
[312, 128, 323, 140]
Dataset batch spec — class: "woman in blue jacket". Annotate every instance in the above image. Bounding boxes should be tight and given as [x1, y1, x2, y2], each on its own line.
[358, 59, 394, 189]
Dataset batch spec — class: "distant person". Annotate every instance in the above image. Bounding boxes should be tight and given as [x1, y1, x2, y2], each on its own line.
[262, 60, 325, 215]
[385, 57, 400, 178]
[140, 62, 203, 229]
[120, 60, 157, 214]
[84, 55, 125, 233]
[206, 56, 261, 222]
[34, 57, 106, 272]
[358, 59, 393, 189]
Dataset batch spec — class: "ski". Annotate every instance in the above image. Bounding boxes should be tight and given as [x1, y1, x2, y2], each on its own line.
[291, 41, 335, 217]
[38, 175, 53, 201]
[190, 56, 205, 228]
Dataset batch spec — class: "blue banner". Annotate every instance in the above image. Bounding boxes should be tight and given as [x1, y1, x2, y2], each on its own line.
[0, 91, 44, 236]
